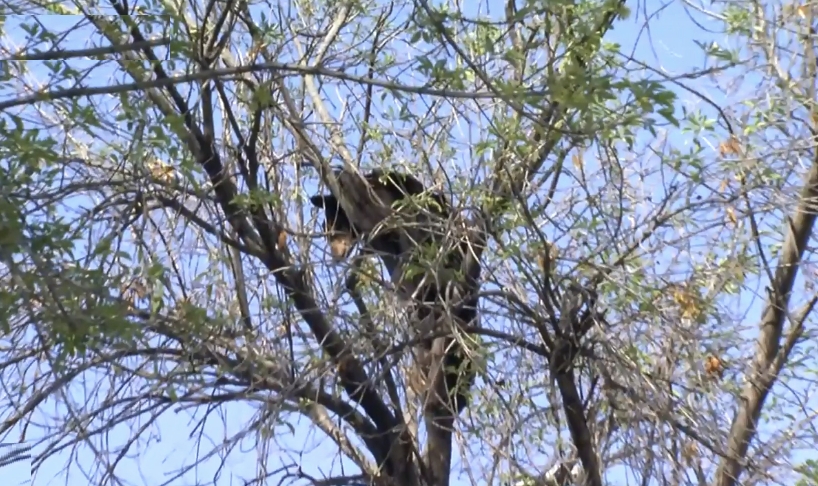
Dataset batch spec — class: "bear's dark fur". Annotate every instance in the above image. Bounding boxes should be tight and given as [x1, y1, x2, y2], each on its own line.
[310, 167, 476, 416]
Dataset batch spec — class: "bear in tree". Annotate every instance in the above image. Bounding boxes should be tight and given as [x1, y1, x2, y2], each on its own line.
[308, 168, 441, 261]
[309, 167, 477, 416]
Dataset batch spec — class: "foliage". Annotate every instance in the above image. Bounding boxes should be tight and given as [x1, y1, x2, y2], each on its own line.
[0, 1, 816, 486]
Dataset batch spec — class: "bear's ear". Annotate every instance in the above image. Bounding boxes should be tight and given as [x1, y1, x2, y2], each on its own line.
[367, 170, 428, 198]
[310, 194, 336, 208]
[391, 173, 428, 197]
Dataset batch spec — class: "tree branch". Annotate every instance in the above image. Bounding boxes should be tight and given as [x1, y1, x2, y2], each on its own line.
[92, 13, 405, 478]
[714, 158, 818, 486]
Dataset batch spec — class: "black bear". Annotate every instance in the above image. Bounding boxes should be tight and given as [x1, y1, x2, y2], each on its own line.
[308, 168, 443, 262]
[309, 167, 476, 416]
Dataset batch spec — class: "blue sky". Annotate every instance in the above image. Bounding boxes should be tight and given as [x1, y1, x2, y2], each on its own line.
[1, 4, 815, 486]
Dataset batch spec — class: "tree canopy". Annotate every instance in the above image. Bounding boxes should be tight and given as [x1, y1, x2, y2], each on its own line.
[1, 2, 817, 486]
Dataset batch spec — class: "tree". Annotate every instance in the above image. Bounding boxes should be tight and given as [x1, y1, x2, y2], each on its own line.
[0, 1, 816, 485]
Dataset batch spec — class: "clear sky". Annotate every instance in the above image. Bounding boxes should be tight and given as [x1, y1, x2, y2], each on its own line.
[1, 4, 814, 486]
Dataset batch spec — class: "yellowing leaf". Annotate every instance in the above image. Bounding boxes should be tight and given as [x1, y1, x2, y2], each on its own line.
[673, 286, 702, 321]
[719, 136, 741, 156]
[719, 179, 730, 194]
[148, 159, 175, 182]
[726, 206, 738, 226]
[572, 152, 583, 171]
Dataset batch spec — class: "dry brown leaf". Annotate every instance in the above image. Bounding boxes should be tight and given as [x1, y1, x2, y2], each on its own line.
[537, 241, 558, 277]
[682, 441, 699, 463]
[705, 354, 725, 379]
[718, 136, 741, 156]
